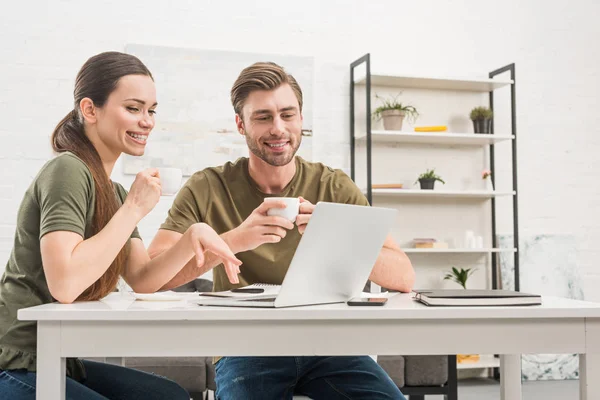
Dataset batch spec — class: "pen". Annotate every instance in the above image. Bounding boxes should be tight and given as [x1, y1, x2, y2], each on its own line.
[231, 288, 264, 294]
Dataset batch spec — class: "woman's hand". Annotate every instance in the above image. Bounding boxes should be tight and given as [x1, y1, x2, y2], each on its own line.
[186, 223, 243, 284]
[124, 168, 162, 219]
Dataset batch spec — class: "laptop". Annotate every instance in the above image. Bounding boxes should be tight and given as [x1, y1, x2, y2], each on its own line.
[194, 202, 397, 308]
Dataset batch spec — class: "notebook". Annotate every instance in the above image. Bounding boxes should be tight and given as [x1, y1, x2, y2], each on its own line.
[198, 283, 281, 299]
[413, 289, 542, 307]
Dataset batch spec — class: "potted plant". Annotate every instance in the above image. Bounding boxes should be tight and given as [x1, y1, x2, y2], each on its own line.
[415, 168, 445, 190]
[444, 266, 477, 289]
[444, 266, 481, 364]
[469, 106, 493, 134]
[482, 169, 494, 191]
[372, 94, 419, 131]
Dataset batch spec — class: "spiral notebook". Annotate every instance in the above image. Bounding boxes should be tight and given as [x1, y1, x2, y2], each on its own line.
[198, 283, 281, 299]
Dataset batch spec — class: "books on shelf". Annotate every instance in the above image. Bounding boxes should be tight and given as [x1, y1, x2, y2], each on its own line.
[412, 238, 448, 249]
[413, 289, 542, 307]
[372, 183, 404, 189]
[415, 242, 449, 249]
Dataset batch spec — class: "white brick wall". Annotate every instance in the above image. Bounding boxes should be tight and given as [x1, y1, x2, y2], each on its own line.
[1, 0, 600, 298]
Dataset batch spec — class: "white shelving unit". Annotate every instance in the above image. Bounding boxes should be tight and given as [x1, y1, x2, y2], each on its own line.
[368, 189, 516, 199]
[354, 72, 513, 92]
[405, 248, 517, 254]
[351, 55, 519, 377]
[355, 131, 514, 146]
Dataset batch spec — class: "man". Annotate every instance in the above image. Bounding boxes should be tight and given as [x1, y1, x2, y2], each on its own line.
[148, 61, 415, 399]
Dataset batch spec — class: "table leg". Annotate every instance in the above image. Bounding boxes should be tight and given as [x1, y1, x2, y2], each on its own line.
[36, 321, 65, 400]
[500, 354, 522, 400]
[580, 318, 600, 400]
[579, 353, 600, 400]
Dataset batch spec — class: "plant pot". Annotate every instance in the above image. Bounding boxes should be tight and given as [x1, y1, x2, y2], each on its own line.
[381, 110, 405, 131]
[419, 178, 436, 190]
[472, 119, 492, 134]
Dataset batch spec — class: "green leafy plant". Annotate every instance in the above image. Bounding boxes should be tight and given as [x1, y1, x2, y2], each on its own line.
[469, 106, 493, 120]
[372, 94, 419, 123]
[444, 267, 477, 289]
[415, 168, 445, 184]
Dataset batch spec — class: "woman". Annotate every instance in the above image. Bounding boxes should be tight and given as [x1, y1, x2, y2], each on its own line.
[0, 51, 242, 399]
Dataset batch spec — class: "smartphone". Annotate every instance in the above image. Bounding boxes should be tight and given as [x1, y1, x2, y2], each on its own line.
[347, 297, 388, 306]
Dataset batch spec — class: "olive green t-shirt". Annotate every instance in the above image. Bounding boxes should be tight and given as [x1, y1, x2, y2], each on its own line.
[160, 156, 369, 293]
[0, 152, 140, 381]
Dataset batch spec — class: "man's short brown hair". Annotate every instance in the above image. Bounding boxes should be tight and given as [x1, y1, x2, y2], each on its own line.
[230, 62, 303, 119]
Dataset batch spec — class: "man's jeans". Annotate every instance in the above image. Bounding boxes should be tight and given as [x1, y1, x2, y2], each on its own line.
[215, 355, 406, 400]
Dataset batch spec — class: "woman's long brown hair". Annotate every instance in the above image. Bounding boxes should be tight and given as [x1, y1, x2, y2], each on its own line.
[50, 52, 153, 301]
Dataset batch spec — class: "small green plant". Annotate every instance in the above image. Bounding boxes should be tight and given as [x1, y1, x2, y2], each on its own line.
[415, 168, 445, 184]
[469, 106, 493, 120]
[372, 94, 419, 123]
[444, 267, 477, 289]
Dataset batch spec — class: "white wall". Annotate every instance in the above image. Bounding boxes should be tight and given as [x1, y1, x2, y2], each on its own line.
[1, 1, 599, 298]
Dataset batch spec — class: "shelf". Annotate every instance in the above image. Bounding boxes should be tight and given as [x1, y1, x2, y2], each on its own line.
[355, 131, 514, 146]
[404, 248, 517, 254]
[354, 73, 513, 92]
[366, 189, 516, 199]
[457, 354, 500, 370]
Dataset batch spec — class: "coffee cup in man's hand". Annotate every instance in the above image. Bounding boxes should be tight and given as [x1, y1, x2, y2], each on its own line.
[264, 197, 300, 222]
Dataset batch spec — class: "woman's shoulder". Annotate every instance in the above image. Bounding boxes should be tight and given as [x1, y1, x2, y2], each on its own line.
[33, 152, 94, 195]
[38, 152, 92, 180]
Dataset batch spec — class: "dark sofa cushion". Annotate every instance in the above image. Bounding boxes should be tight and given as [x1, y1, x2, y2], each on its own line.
[404, 355, 448, 386]
[377, 355, 405, 387]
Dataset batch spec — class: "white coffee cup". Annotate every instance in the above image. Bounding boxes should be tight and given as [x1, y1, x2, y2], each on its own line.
[157, 167, 183, 196]
[264, 197, 300, 222]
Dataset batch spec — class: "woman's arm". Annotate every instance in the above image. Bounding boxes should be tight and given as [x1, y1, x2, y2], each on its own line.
[41, 169, 160, 304]
[122, 223, 241, 293]
[41, 202, 143, 304]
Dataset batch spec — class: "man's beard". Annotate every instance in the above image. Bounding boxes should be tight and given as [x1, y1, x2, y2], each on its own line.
[245, 134, 302, 167]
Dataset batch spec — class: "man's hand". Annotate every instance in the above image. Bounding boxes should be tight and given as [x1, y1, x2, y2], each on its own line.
[296, 197, 315, 235]
[226, 200, 295, 253]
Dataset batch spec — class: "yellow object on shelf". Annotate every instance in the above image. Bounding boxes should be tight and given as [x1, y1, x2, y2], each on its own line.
[457, 354, 481, 364]
[414, 126, 448, 132]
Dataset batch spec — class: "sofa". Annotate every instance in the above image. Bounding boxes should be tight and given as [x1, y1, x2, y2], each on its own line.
[119, 279, 456, 400]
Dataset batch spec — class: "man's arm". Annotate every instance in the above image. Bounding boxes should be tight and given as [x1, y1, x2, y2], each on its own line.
[368, 234, 415, 293]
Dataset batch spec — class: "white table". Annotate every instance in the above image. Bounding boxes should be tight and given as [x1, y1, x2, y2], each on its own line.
[18, 293, 600, 400]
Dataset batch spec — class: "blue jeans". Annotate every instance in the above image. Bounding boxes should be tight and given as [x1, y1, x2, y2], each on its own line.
[215, 356, 406, 400]
[0, 359, 189, 400]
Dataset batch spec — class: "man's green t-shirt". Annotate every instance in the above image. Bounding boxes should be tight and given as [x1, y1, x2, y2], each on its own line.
[160, 156, 369, 292]
[0, 152, 140, 381]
